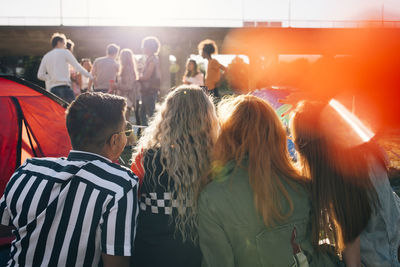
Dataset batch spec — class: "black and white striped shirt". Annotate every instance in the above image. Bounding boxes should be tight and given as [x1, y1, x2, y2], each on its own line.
[0, 150, 138, 267]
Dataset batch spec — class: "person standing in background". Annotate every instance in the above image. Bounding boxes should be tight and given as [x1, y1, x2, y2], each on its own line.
[198, 39, 226, 98]
[66, 39, 81, 97]
[37, 33, 93, 102]
[182, 59, 204, 86]
[139, 36, 161, 126]
[113, 48, 140, 123]
[89, 44, 120, 93]
[79, 58, 92, 93]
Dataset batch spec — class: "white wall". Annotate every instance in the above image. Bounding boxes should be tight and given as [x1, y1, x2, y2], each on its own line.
[0, 0, 399, 27]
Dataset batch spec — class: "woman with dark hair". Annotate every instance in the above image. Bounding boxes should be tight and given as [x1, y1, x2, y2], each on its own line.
[182, 59, 204, 86]
[131, 85, 219, 267]
[198, 95, 338, 267]
[139, 36, 161, 126]
[292, 101, 400, 267]
[198, 39, 226, 97]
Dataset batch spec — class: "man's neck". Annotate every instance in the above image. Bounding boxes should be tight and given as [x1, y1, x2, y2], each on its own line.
[74, 148, 112, 162]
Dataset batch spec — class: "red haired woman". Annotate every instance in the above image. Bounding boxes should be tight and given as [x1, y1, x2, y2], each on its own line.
[198, 95, 338, 267]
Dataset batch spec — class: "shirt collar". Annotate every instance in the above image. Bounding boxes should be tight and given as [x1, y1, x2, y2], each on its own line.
[68, 150, 112, 163]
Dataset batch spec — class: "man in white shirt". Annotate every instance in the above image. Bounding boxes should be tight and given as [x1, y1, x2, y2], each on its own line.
[37, 33, 93, 102]
[88, 44, 120, 93]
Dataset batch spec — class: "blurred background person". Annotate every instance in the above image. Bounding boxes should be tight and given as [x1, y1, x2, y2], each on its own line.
[182, 59, 204, 86]
[198, 39, 226, 97]
[66, 39, 81, 97]
[37, 33, 92, 102]
[89, 43, 120, 93]
[292, 101, 400, 267]
[139, 36, 161, 126]
[131, 85, 219, 267]
[79, 58, 92, 93]
[66, 39, 74, 52]
[112, 48, 140, 123]
[198, 95, 339, 267]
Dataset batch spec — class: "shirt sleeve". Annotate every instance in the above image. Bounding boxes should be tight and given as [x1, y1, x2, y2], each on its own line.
[131, 153, 144, 187]
[37, 56, 49, 81]
[115, 62, 120, 73]
[101, 186, 138, 256]
[193, 73, 204, 86]
[368, 157, 400, 252]
[65, 50, 93, 79]
[0, 195, 11, 226]
[91, 60, 97, 77]
[198, 191, 234, 267]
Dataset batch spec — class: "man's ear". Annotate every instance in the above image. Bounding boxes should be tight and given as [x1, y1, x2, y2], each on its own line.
[109, 133, 118, 147]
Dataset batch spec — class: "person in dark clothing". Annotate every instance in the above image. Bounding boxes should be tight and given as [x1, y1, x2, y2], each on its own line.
[139, 36, 161, 126]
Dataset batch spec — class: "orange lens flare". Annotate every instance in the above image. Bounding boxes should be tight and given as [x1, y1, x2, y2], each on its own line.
[329, 99, 374, 143]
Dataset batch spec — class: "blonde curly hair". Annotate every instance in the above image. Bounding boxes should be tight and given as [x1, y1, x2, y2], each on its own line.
[133, 85, 219, 242]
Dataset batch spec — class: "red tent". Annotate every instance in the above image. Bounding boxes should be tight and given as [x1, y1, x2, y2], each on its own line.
[0, 76, 72, 196]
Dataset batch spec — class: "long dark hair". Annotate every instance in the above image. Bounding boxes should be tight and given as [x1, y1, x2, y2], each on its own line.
[292, 101, 380, 253]
[184, 59, 200, 78]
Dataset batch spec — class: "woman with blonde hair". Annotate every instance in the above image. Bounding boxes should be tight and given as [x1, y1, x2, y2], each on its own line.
[131, 85, 219, 267]
[198, 95, 338, 267]
[292, 101, 400, 267]
[113, 48, 140, 121]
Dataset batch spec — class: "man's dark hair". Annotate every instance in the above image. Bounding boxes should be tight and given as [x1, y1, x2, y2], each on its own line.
[51, 32, 67, 48]
[66, 93, 127, 150]
[141, 36, 161, 55]
[66, 39, 75, 51]
[198, 39, 218, 56]
[107, 44, 120, 56]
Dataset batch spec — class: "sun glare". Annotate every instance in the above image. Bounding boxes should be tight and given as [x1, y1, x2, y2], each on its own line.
[329, 99, 374, 143]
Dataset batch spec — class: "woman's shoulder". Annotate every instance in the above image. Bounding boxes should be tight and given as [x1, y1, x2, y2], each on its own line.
[201, 162, 245, 199]
[143, 148, 159, 161]
[208, 58, 219, 66]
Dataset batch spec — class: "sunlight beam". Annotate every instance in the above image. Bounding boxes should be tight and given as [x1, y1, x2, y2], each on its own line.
[329, 98, 374, 143]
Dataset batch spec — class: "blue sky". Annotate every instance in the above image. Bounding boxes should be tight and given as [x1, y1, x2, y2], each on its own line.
[1, 0, 399, 27]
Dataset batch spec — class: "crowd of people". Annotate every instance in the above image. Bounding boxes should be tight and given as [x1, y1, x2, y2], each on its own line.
[0, 32, 398, 267]
[36, 33, 225, 126]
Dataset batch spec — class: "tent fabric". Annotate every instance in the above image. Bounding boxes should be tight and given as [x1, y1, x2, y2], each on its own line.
[0, 76, 71, 196]
[0, 98, 19, 195]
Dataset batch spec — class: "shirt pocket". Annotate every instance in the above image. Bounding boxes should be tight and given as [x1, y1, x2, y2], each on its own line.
[255, 219, 309, 267]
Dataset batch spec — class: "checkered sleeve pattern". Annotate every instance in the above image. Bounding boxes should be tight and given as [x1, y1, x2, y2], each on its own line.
[140, 192, 191, 215]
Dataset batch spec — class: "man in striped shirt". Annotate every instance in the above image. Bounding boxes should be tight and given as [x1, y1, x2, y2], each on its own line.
[0, 93, 138, 266]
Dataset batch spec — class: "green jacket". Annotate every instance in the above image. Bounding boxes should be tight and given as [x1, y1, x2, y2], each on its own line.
[198, 163, 339, 267]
